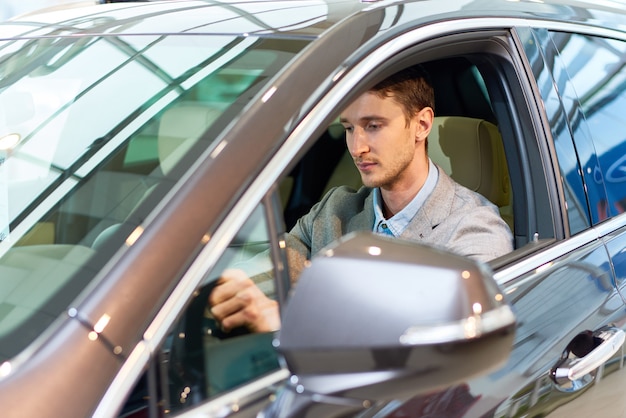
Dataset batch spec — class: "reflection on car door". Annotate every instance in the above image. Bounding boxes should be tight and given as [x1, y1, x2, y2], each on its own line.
[485, 26, 626, 418]
[490, 240, 624, 417]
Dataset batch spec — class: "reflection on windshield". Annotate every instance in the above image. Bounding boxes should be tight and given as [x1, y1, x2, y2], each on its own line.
[1, 35, 242, 232]
[0, 32, 309, 362]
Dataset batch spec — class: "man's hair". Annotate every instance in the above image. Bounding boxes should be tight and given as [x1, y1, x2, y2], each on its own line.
[369, 65, 435, 126]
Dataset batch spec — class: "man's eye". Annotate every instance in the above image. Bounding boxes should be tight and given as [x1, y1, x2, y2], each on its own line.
[366, 123, 381, 131]
[343, 126, 353, 133]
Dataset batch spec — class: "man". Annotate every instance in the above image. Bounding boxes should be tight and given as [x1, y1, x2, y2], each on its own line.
[209, 66, 513, 333]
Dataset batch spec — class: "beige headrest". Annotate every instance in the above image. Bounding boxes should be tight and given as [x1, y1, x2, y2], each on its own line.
[428, 116, 510, 207]
[158, 103, 222, 175]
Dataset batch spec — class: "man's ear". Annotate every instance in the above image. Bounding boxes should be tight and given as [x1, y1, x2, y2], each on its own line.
[414, 106, 434, 143]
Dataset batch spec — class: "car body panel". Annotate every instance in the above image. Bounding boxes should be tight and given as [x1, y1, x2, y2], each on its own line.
[490, 240, 622, 417]
[0, 319, 122, 417]
[606, 224, 626, 304]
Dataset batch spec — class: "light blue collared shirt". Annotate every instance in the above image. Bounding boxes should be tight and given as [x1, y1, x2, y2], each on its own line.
[373, 159, 438, 237]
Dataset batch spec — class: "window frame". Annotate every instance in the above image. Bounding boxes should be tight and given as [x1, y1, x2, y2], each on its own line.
[314, 29, 559, 257]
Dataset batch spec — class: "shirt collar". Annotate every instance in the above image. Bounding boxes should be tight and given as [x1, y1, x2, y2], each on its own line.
[373, 158, 439, 236]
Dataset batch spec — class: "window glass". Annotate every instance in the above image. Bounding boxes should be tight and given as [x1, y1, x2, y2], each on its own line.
[527, 28, 591, 234]
[0, 33, 309, 362]
[123, 204, 280, 416]
[549, 31, 626, 219]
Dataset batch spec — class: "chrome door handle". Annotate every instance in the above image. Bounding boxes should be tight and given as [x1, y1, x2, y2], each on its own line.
[551, 327, 624, 390]
[568, 327, 624, 380]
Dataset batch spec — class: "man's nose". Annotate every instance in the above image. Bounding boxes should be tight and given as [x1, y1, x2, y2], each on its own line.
[348, 128, 368, 156]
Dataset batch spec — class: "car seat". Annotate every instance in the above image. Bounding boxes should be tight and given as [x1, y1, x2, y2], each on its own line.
[428, 116, 512, 230]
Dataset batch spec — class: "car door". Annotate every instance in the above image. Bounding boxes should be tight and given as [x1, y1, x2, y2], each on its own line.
[468, 25, 626, 418]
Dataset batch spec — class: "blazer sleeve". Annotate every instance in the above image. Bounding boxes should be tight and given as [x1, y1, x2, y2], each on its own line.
[284, 186, 372, 281]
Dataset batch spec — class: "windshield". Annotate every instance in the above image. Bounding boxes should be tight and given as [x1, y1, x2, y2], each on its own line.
[0, 33, 309, 361]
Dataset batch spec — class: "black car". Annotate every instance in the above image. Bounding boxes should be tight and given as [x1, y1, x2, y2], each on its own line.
[0, 0, 626, 417]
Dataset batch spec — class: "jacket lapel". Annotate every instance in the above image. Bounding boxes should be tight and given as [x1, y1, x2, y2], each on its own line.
[401, 166, 454, 241]
[347, 188, 375, 233]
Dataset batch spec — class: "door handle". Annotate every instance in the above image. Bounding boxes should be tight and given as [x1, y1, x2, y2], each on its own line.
[551, 326, 625, 391]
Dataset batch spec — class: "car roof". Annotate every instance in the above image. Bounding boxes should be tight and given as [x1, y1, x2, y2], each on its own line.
[2, 0, 625, 40]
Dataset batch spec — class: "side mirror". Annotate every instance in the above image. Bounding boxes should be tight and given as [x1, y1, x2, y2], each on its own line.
[271, 232, 515, 416]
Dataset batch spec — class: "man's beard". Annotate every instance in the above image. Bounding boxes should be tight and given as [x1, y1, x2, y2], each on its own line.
[357, 151, 413, 189]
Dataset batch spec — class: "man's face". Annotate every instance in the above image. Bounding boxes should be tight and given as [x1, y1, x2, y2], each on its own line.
[339, 91, 430, 190]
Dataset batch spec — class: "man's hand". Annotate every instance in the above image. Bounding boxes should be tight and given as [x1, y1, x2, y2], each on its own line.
[208, 268, 280, 333]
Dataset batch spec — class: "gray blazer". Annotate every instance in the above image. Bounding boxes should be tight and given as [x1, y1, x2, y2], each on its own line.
[285, 165, 513, 280]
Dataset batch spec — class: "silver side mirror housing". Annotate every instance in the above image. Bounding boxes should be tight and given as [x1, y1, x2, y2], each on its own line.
[269, 232, 516, 417]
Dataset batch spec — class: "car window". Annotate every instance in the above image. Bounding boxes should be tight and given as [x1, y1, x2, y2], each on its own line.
[547, 31, 626, 221]
[365, 36, 560, 251]
[522, 27, 591, 236]
[121, 203, 282, 417]
[0, 33, 309, 363]
[284, 41, 569, 259]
